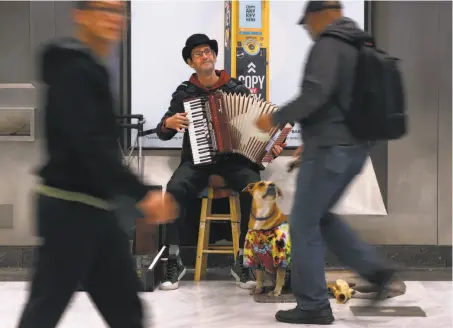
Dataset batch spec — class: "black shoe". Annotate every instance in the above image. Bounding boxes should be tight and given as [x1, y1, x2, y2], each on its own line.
[159, 255, 186, 291]
[364, 268, 396, 306]
[275, 304, 335, 325]
[230, 254, 256, 289]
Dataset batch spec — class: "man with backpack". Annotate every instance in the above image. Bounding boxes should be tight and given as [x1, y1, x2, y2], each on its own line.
[256, 1, 406, 325]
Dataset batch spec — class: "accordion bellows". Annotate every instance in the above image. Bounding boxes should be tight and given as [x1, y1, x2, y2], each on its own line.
[183, 90, 292, 167]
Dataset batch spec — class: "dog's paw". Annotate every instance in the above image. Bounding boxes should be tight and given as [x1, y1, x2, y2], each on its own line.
[250, 288, 263, 295]
[268, 290, 282, 297]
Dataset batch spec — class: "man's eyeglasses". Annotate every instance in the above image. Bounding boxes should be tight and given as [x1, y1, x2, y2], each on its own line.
[192, 48, 213, 58]
[87, 6, 129, 18]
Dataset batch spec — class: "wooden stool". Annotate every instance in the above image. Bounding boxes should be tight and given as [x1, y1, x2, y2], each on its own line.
[194, 177, 241, 281]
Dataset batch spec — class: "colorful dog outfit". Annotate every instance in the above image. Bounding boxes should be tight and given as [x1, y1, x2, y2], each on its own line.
[243, 222, 291, 273]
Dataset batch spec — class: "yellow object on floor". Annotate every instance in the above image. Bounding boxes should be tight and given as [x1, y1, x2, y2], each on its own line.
[327, 279, 355, 304]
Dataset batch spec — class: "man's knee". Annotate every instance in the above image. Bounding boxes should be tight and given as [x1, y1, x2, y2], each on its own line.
[246, 169, 261, 184]
[166, 176, 182, 195]
[235, 170, 262, 192]
[166, 171, 194, 203]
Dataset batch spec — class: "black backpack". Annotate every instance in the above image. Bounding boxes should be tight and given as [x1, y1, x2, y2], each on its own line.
[320, 29, 407, 141]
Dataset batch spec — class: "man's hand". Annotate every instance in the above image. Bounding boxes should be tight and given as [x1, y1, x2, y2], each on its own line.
[271, 143, 286, 157]
[165, 112, 189, 132]
[137, 191, 179, 225]
[293, 144, 305, 158]
[287, 144, 304, 173]
[255, 114, 275, 133]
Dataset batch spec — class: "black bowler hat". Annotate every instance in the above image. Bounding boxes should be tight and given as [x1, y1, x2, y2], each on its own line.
[182, 34, 218, 64]
[297, 1, 343, 25]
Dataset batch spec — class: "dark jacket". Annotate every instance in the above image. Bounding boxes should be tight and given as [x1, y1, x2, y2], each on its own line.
[271, 17, 363, 147]
[37, 37, 149, 202]
[156, 70, 261, 169]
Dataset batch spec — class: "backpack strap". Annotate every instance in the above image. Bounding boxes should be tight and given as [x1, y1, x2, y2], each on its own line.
[320, 30, 375, 49]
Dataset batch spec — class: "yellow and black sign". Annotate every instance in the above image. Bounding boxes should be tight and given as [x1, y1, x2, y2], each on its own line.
[224, 0, 270, 101]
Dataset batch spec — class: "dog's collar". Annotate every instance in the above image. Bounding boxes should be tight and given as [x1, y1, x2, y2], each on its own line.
[251, 211, 276, 221]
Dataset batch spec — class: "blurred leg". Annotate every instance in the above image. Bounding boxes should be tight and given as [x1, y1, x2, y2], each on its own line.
[84, 214, 145, 328]
[17, 196, 100, 328]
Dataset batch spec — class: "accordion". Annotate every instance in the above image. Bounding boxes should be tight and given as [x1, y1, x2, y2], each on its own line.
[183, 90, 292, 167]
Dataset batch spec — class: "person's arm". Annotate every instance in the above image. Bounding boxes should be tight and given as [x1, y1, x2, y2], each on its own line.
[156, 87, 187, 140]
[271, 38, 340, 126]
[52, 65, 149, 202]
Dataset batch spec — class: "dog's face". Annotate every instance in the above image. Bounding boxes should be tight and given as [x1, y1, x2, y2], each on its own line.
[242, 180, 283, 203]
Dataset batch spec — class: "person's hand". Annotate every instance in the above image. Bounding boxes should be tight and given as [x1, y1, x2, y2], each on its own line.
[287, 144, 304, 173]
[271, 143, 286, 157]
[165, 112, 189, 132]
[255, 114, 275, 133]
[137, 191, 179, 225]
[293, 144, 305, 159]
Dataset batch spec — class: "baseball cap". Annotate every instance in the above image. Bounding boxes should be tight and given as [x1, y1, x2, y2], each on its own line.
[297, 1, 343, 25]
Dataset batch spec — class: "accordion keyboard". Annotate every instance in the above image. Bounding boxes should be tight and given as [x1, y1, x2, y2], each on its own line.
[184, 98, 215, 165]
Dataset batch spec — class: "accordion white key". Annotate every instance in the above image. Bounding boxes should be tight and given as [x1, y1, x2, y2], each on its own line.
[183, 90, 292, 167]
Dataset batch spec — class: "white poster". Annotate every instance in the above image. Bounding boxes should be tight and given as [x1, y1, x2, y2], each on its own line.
[131, 0, 365, 148]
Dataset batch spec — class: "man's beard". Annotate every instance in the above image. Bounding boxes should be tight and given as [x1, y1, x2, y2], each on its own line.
[198, 61, 215, 75]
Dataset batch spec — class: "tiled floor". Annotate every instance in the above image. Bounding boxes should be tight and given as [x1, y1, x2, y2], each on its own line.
[0, 278, 451, 328]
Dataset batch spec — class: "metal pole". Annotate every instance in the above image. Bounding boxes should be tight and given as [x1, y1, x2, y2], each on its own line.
[137, 121, 144, 180]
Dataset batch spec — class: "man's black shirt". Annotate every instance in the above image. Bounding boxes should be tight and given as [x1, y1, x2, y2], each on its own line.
[37, 37, 149, 202]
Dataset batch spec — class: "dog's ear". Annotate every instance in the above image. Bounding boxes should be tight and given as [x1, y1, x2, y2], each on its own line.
[277, 186, 284, 199]
[242, 182, 255, 193]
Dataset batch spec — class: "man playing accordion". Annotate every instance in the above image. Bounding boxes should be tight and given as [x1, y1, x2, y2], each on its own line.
[156, 33, 285, 291]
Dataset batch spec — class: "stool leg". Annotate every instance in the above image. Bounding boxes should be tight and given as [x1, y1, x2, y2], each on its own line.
[201, 220, 211, 279]
[194, 198, 208, 282]
[229, 196, 240, 260]
[235, 197, 242, 254]
[200, 198, 212, 279]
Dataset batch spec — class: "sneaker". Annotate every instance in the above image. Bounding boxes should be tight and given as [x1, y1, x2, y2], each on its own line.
[159, 255, 186, 291]
[230, 254, 256, 290]
[275, 304, 335, 325]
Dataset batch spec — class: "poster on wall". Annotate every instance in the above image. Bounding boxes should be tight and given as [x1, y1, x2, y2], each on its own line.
[236, 51, 267, 100]
[235, 0, 268, 100]
[130, 0, 365, 148]
[224, 1, 232, 77]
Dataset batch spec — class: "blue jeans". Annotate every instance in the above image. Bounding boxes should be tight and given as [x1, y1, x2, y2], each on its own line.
[289, 144, 385, 310]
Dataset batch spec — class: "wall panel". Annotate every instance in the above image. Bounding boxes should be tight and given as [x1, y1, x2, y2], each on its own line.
[55, 1, 75, 37]
[345, 1, 441, 245]
[30, 1, 55, 82]
[437, 1, 452, 246]
[0, 2, 31, 83]
[0, 1, 61, 245]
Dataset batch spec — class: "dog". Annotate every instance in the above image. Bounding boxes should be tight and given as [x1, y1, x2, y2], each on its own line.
[242, 180, 291, 297]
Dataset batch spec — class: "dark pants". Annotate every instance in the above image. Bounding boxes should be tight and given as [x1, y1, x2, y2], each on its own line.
[290, 144, 386, 310]
[17, 195, 144, 328]
[165, 155, 261, 248]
